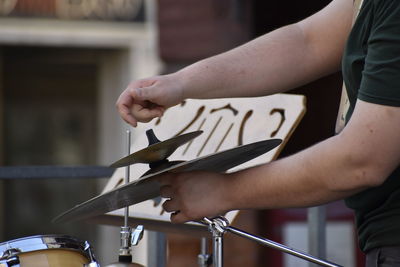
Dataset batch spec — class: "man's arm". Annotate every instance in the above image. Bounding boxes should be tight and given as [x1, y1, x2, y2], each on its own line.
[161, 100, 400, 223]
[117, 0, 353, 126]
[178, 0, 353, 99]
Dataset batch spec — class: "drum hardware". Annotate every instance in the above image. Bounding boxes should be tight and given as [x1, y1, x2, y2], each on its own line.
[104, 225, 144, 267]
[121, 130, 133, 262]
[0, 256, 20, 267]
[105, 130, 145, 267]
[84, 241, 100, 267]
[200, 216, 343, 267]
[0, 235, 100, 267]
[197, 237, 212, 267]
[0, 248, 20, 267]
[119, 226, 132, 262]
[202, 217, 228, 267]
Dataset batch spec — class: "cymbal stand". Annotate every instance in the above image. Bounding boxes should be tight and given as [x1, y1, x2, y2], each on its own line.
[120, 130, 133, 262]
[203, 217, 228, 267]
[106, 130, 144, 267]
[201, 216, 343, 267]
[198, 237, 212, 267]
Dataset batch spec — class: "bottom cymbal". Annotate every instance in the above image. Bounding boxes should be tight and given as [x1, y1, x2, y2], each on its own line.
[53, 139, 281, 224]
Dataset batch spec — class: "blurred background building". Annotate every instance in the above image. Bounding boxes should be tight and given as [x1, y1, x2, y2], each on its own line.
[0, 0, 364, 266]
[0, 0, 159, 264]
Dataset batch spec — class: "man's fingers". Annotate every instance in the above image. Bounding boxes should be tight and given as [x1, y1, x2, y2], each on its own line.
[160, 185, 173, 198]
[170, 212, 190, 224]
[118, 104, 138, 127]
[116, 83, 165, 127]
[122, 114, 138, 127]
[162, 199, 180, 213]
[118, 100, 163, 126]
[155, 172, 174, 186]
[130, 102, 163, 122]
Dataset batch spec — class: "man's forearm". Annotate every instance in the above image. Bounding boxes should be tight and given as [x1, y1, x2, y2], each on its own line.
[224, 100, 400, 211]
[174, 0, 352, 101]
[176, 24, 317, 99]
[176, 24, 340, 100]
[225, 135, 367, 211]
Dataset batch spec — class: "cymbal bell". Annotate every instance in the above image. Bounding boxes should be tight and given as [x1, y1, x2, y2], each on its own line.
[53, 138, 282, 224]
[110, 130, 203, 168]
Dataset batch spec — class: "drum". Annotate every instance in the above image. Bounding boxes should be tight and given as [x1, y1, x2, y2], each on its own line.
[0, 235, 99, 267]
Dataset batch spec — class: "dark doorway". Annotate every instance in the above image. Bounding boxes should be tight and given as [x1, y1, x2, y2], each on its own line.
[1, 45, 101, 245]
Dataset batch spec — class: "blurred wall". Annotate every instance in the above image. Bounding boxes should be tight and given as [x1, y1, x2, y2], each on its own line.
[0, 48, 4, 240]
[0, 0, 160, 265]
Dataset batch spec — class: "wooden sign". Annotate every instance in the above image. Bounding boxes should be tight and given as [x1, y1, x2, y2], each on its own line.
[95, 94, 306, 234]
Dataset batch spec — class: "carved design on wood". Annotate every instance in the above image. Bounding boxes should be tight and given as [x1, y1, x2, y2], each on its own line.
[270, 108, 285, 137]
[215, 123, 234, 153]
[238, 110, 253, 146]
[197, 116, 222, 157]
[210, 103, 238, 116]
[174, 106, 205, 137]
[153, 103, 290, 158]
[182, 118, 206, 156]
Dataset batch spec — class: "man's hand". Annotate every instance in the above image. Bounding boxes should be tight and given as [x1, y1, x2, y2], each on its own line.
[158, 171, 232, 224]
[116, 74, 184, 127]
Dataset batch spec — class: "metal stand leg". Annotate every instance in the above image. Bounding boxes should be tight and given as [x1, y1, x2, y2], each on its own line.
[120, 130, 133, 262]
[203, 217, 229, 267]
[212, 234, 223, 267]
[308, 206, 326, 267]
[105, 130, 144, 267]
[200, 216, 342, 267]
[198, 237, 211, 267]
[147, 231, 166, 267]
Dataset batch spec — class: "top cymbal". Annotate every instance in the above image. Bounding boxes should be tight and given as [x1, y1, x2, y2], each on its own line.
[110, 130, 203, 168]
[53, 138, 282, 224]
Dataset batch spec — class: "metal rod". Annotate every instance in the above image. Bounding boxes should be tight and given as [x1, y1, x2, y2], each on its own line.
[124, 130, 131, 227]
[0, 166, 114, 179]
[226, 226, 341, 267]
[202, 217, 226, 267]
[201, 237, 207, 255]
[213, 235, 223, 267]
[308, 206, 326, 267]
[118, 130, 132, 260]
[147, 231, 167, 267]
[198, 237, 211, 267]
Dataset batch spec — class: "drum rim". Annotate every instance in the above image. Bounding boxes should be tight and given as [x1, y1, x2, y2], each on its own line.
[0, 234, 88, 258]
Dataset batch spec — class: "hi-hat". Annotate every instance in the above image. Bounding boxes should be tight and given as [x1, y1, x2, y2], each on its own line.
[110, 130, 203, 168]
[53, 138, 282, 224]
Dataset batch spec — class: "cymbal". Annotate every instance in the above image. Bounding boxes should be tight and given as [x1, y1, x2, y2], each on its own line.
[110, 130, 203, 168]
[53, 138, 282, 224]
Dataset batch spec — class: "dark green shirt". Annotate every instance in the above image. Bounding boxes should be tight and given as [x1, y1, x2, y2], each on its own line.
[342, 0, 400, 252]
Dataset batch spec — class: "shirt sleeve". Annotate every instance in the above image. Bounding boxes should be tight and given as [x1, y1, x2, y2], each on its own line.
[359, 0, 400, 106]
